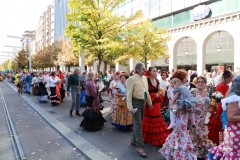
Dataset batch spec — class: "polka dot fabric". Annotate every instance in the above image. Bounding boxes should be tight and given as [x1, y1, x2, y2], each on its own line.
[207, 123, 240, 160]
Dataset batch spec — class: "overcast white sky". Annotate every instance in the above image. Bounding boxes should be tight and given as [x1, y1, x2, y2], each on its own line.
[0, 0, 52, 62]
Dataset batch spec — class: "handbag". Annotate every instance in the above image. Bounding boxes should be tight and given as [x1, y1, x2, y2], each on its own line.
[116, 96, 127, 107]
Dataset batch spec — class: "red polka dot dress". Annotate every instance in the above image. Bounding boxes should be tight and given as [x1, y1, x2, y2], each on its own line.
[207, 95, 240, 159]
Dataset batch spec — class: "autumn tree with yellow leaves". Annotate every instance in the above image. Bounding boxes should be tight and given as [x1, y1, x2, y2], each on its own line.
[32, 42, 60, 70]
[117, 19, 170, 68]
[65, 0, 143, 72]
[56, 40, 79, 67]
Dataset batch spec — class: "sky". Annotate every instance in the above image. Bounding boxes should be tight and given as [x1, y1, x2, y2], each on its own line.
[0, 0, 52, 63]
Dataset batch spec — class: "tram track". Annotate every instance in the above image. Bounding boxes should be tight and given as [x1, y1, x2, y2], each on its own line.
[0, 88, 27, 160]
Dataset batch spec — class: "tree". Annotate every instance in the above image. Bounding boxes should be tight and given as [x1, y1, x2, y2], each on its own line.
[31, 42, 60, 70]
[15, 49, 28, 70]
[56, 40, 79, 67]
[116, 19, 171, 68]
[65, 0, 142, 72]
[1, 60, 12, 71]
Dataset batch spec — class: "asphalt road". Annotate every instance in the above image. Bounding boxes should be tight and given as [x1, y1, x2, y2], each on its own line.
[0, 95, 15, 160]
[7, 82, 166, 160]
[0, 82, 87, 160]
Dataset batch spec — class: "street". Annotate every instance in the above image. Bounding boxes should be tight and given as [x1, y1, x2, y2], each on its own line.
[1, 81, 165, 160]
[0, 82, 87, 160]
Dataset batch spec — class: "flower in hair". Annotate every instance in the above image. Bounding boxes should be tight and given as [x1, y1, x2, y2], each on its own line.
[145, 70, 151, 77]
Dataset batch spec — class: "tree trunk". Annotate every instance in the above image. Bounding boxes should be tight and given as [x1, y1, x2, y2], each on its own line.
[144, 56, 147, 69]
[68, 65, 70, 72]
[97, 60, 101, 73]
[104, 61, 107, 72]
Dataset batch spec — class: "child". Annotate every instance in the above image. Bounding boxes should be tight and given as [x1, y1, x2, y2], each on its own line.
[17, 80, 24, 94]
[168, 78, 196, 130]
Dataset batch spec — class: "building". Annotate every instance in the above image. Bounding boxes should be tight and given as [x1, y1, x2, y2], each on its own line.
[35, 1, 54, 52]
[53, 0, 240, 74]
[20, 30, 36, 54]
[115, 0, 240, 74]
[54, 0, 68, 40]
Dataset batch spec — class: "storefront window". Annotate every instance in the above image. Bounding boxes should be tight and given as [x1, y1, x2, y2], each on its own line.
[173, 10, 191, 26]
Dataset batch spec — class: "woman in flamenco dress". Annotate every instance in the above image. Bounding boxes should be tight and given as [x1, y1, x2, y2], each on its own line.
[189, 76, 215, 159]
[142, 67, 170, 146]
[159, 70, 197, 160]
[80, 72, 106, 130]
[208, 70, 234, 145]
[207, 73, 240, 159]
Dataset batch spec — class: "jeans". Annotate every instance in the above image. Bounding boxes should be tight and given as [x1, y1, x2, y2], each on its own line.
[131, 97, 145, 148]
[25, 82, 31, 93]
[79, 90, 86, 105]
[70, 86, 80, 111]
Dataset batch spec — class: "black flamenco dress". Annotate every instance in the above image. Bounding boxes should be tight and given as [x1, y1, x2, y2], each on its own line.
[80, 80, 106, 130]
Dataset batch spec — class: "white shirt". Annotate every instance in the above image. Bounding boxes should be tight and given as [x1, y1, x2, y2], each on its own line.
[156, 73, 162, 83]
[47, 76, 60, 87]
[159, 79, 169, 90]
[31, 77, 39, 84]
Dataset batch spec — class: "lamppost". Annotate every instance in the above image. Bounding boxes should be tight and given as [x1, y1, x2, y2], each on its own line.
[6, 35, 32, 71]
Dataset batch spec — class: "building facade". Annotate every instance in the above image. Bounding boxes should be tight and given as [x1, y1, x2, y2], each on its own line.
[115, 0, 240, 74]
[52, 0, 240, 74]
[20, 30, 36, 54]
[54, 0, 68, 40]
[35, 1, 54, 52]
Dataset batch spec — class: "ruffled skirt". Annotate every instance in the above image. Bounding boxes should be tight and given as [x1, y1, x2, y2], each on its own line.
[80, 107, 106, 130]
[142, 114, 170, 146]
[207, 123, 240, 160]
[112, 105, 133, 130]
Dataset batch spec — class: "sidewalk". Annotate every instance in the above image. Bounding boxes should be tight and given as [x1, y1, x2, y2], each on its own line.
[6, 82, 165, 160]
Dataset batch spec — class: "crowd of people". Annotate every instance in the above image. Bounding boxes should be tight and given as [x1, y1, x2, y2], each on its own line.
[1, 64, 240, 159]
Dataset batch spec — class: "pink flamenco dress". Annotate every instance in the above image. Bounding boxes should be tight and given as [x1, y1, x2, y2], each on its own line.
[142, 78, 170, 146]
[207, 94, 240, 159]
[189, 88, 215, 158]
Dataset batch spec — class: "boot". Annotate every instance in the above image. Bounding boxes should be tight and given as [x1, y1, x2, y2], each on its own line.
[76, 111, 82, 116]
[70, 110, 73, 117]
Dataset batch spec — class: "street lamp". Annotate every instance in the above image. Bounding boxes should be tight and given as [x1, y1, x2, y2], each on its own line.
[7, 35, 32, 71]
[3, 45, 22, 48]
[2, 51, 17, 54]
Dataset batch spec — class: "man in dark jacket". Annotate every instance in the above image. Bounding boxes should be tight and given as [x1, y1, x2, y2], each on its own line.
[67, 67, 82, 117]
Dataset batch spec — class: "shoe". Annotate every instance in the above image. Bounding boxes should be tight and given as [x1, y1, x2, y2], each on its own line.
[75, 111, 82, 116]
[167, 123, 176, 130]
[137, 147, 147, 157]
[70, 110, 73, 117]
[131, 141, 138, 147]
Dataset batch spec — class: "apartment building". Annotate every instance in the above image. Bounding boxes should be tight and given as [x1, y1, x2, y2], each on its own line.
[20, 30, 36, 54]
[35, 1, 54, 52]
[54, 0, 68, 40]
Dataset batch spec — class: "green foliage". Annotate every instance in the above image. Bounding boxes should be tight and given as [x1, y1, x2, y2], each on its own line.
[117, 19, 170, 68]
[15, 49, 28, 70]
[56, 40, 79, 66]
[32, 42, 60, 70]
[65, 0, 143, 72]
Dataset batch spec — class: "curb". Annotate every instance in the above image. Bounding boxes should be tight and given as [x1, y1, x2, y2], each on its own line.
[6, 82, 112, 160]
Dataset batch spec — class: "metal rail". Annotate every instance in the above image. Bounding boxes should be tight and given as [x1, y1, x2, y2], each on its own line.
[0, 88, 27, 160]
